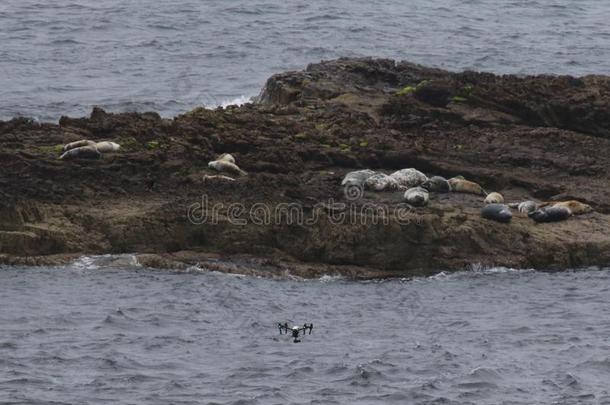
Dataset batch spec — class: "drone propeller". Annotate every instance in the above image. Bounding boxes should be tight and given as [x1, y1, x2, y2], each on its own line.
[278, 322, 290, 334]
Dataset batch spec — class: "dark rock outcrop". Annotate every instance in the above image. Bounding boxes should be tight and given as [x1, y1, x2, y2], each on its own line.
[2, 57, 610, 277]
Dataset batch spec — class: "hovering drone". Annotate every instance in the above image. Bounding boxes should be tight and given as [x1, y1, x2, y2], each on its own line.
[278, 322, 313, 343]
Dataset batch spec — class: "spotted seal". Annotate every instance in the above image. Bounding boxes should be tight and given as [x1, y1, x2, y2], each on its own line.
[528, 206, 572, 223]
[404, 186, 429, 207]
[448, 177, 486, 196]
[390, 168, 428, 188]
[422, 176, 451, 193]
[63, 139, 95, 152]
[507, 201, 538, 213]
[481, 204, 512, 223]
[517, 201, 538, 214]
[341, 169, 376, 188]
[484, 192, 504, 204]
[59, 145, 101, 160]
[364, 173, 399, 191]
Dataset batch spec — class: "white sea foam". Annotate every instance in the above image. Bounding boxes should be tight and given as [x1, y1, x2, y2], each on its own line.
[426, 265, 536, 281]
[219, 95, 252, 108]
[71, 254, 141, 270]
[318, 274, 345, 282]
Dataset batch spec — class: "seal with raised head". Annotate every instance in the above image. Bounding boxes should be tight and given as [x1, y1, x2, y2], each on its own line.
[517, 201, 537, 214]
[63, 139, 95, 152]
[390, 168, 428, 188]
[484, 192, 504, 204]
[404, 186, 429, 207]
[341, 169, 376, 188]
[95, 141, 121, 153]
[546, 200, 592, 215]
[528, 206, 572, 223]
[59, 145, 101, 160]
[208, 160, 247, 176]
[365, 173, 399, 191]
[448, 177, 486, 196]
[217, 153, 236, 164]
[422, 176, 451, 193]
[481, 204, 512, 223]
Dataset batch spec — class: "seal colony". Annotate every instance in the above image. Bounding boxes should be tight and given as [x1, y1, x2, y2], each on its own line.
[340, 167, 594, 223]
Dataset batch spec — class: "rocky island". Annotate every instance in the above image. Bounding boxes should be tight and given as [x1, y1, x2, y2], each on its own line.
[1, 57, 610, 278]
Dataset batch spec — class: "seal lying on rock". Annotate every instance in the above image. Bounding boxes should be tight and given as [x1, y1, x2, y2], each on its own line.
[404, 186, 429, 207]
[209, 160, 247, 176]
[365, 173, 399, 191]
[63, 139, 95, 151]
[517, 201, 538, 214]
[542, 200, 593, 215]
[484, 192, 504, 204]
[528, 206, 572, 223]
[216, 153, 236, 164]
[208, 153, 247, 176]
[422, 176, 451, 193]
[448, 177, 486, 196]
[341, 169, 376, 187]
[390, 168, 428, 188]
[95, 141, 120, 153]
[481, 204, 512, 223]
[508, 201, 538, 213]
[59, 145, 101, 160]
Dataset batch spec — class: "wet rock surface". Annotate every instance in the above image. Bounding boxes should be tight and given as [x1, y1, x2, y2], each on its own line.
[2, 57, 610, 277]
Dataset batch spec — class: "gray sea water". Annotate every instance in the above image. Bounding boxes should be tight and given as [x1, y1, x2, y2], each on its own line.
[1, 258, 610, 404]
[1, 0, 609, 121]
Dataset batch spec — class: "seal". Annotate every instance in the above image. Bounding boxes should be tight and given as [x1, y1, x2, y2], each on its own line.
[422, 176, 451, 193]
[542, 200, 593, 215]
[528, 206, 572, 223]
[448, 177, 486, 196]
[390, 168, 428, 188]
[484, 192, 504, 204]
[481, 204, 512, 223]
[517, 201, 538, 214]
[217, 153, 236, 164]
[208, 160, 247, 176]
[63, 139, 95, 152]
[95, 141, 120, 153]
[341, 169, 376, 187]
[365, 173, 399, 191]
[404, 186, 429, 207]
[59, 145, 101, 160]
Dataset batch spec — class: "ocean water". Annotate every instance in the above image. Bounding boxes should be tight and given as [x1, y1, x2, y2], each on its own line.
[1, 258, 610, 404]
[0, 0, 609, 121]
